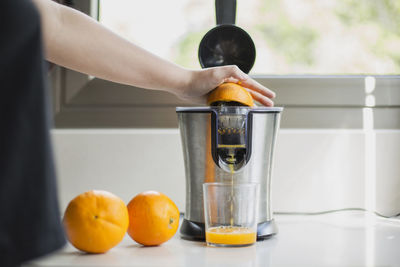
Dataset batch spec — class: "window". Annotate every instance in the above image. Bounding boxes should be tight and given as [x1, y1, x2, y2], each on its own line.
[52, 0, 400, 129]
[100, 0, 400, 75]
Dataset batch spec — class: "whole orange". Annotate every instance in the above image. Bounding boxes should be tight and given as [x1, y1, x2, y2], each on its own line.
[127, 191, 180, 246]
[63, 190, 129, 253]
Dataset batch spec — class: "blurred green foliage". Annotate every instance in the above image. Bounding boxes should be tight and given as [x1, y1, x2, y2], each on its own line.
[336, 0, 400, 34]
[256, 20, 317, 65]
[336, 0, 400, 73]
[174, 31, 206, 69]
[174, 0, 400, 74]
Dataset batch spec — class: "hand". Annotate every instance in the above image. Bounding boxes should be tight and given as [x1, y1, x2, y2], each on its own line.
[178, 65, 276, 106]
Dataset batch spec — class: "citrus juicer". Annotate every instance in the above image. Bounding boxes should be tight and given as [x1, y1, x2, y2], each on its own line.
[176, 105, 282, 240]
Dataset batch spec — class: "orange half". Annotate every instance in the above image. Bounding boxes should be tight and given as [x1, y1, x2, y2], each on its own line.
[207, 82, 254, 107]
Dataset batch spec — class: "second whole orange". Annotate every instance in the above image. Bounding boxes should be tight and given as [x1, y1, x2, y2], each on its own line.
[127, 191, 180, 246]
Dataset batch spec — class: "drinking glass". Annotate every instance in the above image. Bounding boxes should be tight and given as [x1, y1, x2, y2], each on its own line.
[203, 182, 259, 247]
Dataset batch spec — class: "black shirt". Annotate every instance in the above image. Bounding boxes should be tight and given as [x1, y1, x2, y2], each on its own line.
[0, 0, 66, 266]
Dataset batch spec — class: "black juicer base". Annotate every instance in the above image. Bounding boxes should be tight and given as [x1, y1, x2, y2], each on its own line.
[180, 218, 278, 241]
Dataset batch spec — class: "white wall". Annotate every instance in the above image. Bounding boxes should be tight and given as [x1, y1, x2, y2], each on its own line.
[52, 129, 400, 217]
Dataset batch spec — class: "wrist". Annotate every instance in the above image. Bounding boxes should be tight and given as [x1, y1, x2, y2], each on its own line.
[170, 68, 195, 97]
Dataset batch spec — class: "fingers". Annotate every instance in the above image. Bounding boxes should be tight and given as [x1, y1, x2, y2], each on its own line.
[209, 65, 247, 86]
[224, 77, 240, 84]
[218, 65, 249, 82]
[248, 89, 274, 107]
[216, 65, 276, 100]
[240, 78, 276, 99]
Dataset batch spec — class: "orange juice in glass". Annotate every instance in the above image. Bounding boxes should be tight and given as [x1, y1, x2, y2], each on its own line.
[203, 182, 259, 247]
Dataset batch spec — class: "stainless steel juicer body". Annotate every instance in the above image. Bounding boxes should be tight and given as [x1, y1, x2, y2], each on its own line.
[176, 106, 282, 240]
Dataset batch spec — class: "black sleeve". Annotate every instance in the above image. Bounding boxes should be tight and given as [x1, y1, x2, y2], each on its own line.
[0, 0, 66, 266]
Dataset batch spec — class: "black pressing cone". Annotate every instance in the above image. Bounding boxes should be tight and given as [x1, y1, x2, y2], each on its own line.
[199, 25, 256, 74]
[199, 0, 256, 73]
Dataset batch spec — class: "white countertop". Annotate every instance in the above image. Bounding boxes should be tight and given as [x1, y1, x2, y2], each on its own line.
[25, 211, 400, 267]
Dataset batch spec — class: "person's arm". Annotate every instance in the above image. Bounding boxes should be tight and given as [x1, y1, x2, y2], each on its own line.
[32, 0, 275, 106]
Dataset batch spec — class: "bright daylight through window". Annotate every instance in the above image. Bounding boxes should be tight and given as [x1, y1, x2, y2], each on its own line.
[99, 0, 400, 75]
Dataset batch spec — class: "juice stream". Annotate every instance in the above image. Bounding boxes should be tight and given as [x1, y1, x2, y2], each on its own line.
[228, 163, 234, 226]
